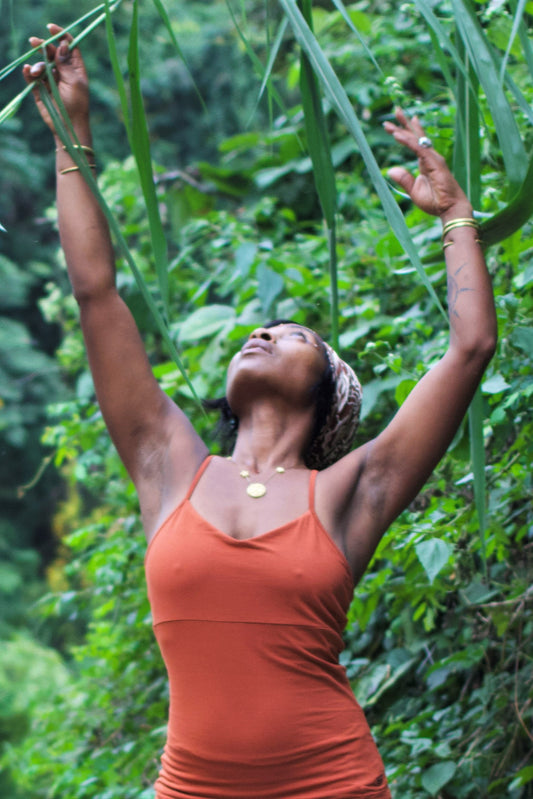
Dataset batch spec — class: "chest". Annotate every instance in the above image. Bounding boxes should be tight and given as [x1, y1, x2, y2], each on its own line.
[146, 499, 353, 632]
[189, 466, 311, 540]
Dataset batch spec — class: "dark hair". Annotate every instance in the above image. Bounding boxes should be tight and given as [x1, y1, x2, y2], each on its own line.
[203, 320, 335, 466]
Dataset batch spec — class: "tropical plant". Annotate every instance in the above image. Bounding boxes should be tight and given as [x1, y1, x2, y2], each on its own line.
[1, 0, 532, 797]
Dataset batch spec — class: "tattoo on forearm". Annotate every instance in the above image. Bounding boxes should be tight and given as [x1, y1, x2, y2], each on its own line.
[447, 262, 474, 318]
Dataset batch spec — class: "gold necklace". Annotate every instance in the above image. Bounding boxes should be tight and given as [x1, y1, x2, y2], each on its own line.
[227, 458, 286, 498]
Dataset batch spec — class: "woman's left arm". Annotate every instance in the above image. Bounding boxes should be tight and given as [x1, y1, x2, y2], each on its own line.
[338, 110, 497, 565]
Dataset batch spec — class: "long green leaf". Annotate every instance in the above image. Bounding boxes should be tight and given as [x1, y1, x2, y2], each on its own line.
[256, 16, 288, 110]
[150, 0, 207, 113]
[104, 0, 131, 138]
[277, 0, 445, 315]
[480, 154, 533, 247]
[451, 30, 488, 582]
[128, 0, 169, 315]
[453, 35, 481, 209]
[329, 0, 381, 74]
[38, 64, 199, 406]
[412, 0, 472, 91]
[224, 0, 287, 117]
[0, 82, 34, 125]
[468, 388, 489, 581]
[499, 0, 527, 82]
[452, 0, 526, 194]
[424, 25, 456, 96]
[298, 1, 336, 227]
[513, 0, 533, 76]
[297, 0, 338, 348]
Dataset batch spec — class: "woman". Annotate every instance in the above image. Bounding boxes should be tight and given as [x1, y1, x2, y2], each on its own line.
[25, 25, 497, 799]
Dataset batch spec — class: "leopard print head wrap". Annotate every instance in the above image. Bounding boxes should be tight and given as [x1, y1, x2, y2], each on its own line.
[306, 341, 363, 470]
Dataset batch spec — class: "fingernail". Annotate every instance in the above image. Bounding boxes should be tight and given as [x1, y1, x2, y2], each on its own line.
[58, 40, 69, 61]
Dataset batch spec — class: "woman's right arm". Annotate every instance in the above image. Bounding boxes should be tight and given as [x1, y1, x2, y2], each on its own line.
[24, 26, 207, 527]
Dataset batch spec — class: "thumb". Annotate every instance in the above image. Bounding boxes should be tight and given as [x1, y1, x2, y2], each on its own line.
[387, 167, 415, 196]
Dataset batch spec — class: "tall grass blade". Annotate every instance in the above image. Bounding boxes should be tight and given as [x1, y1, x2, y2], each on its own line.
[151, 0, 207, 113]
[513, 0, 533, 75]
[68, 2, 123, 51]
[480, 154, 533, 247]
[104, 0, 131, 138]
[225, 0, 287, 116]
[424, 26, 456, 95]
[128, 0, 169, 315]
[499, 0, 527, 82]
[39, 63, 198, 405]
[277, 0, 445, 315]
[412, 0, 472, 89]
[453, 37, 481, 208]
[256, 16, 288, 109]
[329, 0, 381, 74]
[0, 82, 34, 125]
[451, 27, 487, 582]
[297, 1, 336, 226]
[297, 0, 338, 348]
[452, 0, 526, 194]
[468, 388, 489, 581]
[504, 72, 533, 127]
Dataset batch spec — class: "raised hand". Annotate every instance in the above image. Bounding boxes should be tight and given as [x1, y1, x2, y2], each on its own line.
[22, 24, 89, 137]
[383, 108, 472, 221]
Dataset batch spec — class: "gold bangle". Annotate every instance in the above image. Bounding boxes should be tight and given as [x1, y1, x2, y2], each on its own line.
[56, 144, 95, 156]
[59, 165, 96, 175]
[443, 237, 483, 252]
[442, 217, 479, 238]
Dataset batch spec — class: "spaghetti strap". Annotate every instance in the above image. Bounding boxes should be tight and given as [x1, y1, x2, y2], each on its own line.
[308, 469, 318, 513]
[186, 455, 213, 500]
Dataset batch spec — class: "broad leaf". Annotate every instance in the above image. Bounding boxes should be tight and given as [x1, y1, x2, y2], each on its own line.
[415, 538, 452, 584]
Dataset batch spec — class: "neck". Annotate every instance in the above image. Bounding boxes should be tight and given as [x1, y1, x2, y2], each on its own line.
[230, 399, 313, 474]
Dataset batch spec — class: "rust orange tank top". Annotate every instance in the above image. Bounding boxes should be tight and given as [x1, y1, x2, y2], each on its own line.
[145, 456, 391, 799]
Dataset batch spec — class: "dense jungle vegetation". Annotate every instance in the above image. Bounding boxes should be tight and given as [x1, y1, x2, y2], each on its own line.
[0, 0, 532, 796]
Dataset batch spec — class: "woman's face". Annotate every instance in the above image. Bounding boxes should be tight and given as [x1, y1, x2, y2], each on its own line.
[226, 323, 328, 417]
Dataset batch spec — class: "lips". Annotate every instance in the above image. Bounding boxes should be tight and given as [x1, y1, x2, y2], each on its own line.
[241, 339, 273, 355]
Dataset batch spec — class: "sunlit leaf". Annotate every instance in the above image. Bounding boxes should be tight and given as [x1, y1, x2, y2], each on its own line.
[415, 538, 453, 585]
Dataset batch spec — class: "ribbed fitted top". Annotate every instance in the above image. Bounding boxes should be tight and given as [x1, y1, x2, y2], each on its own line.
[145, 456, 391, 799]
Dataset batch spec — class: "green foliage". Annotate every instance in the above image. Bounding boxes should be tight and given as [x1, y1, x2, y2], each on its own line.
[1, 0, 533, 798]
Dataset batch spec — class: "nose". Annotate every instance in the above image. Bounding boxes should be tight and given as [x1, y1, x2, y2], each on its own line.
[249, 328, 274, 342]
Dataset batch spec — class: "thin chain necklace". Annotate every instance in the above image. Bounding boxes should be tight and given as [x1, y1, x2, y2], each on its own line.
[227, 457, 286, 498]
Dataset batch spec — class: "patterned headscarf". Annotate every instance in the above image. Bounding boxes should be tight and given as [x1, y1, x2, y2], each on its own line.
[306, 341, 363, 470]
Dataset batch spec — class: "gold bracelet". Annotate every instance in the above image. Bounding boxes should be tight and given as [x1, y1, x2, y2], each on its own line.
[56, 144, 95, 156]
[442, 217, 479, 238]
[443, 237, 483, 251]
[59, 165, 96, 175]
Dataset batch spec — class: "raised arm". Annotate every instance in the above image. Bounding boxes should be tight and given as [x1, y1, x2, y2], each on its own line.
[24, 26, 207, 530]
[324, 110, 497, 579]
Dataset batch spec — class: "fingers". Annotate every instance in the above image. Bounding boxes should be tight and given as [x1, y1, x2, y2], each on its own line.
[25, 23, 73, 88]
[384, 108, 436, 158]
[387, 166, 415, 195]
[28, 24, 73, 65]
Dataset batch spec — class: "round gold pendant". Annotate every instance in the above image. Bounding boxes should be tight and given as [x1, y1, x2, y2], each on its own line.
[246, 482, 267, 499]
